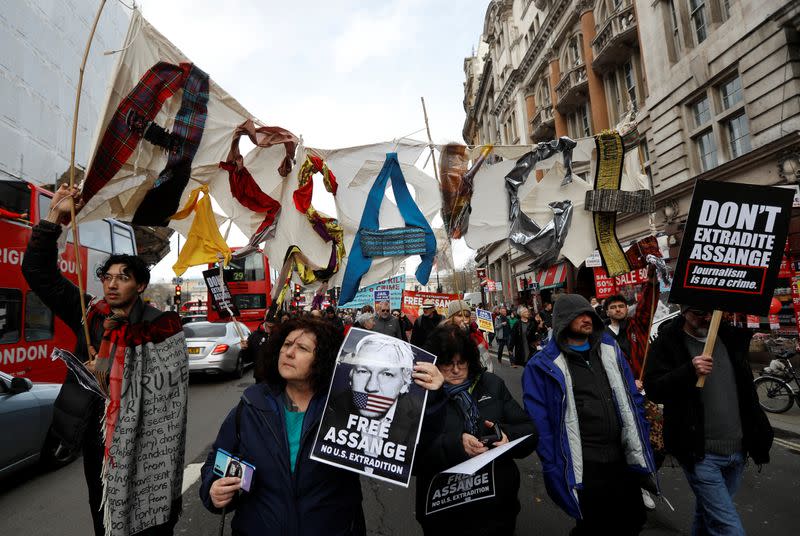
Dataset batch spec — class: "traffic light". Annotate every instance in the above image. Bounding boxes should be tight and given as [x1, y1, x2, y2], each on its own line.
[293, 283, 301, 301]
[174, 285, 182, 305]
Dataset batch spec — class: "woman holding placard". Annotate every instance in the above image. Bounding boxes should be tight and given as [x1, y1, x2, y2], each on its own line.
[199, 317, 444, 535]
[415, 324, 538, 535]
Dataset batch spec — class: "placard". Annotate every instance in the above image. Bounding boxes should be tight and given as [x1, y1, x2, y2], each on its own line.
[202, 269, 240, 318]
[373, 289, 391, 307]
[310, 328, 436, 487]
[401, 290, 462, 325]
[668, 181, 793, 314]
[476, 309, 494, 333]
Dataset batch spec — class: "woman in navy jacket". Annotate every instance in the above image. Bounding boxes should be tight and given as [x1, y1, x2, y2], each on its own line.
[200, 317, 443, 535]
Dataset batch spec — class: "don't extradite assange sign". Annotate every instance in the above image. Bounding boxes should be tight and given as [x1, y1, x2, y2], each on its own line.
[669, 180, 793, 314]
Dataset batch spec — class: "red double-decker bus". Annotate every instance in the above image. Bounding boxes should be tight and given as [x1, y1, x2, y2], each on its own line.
[207, 248, 272, 331]
[0, 177, 137, 383]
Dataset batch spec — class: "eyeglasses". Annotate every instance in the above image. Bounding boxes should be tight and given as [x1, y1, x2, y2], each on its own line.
[99, 273, 132, 283]
[440, 359, 468, 370]
[392, 312, 400, 317]
[454, 311, 471, 318]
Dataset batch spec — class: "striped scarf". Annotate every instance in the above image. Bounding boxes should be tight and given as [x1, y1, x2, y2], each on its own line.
[444, 377, 480, 436]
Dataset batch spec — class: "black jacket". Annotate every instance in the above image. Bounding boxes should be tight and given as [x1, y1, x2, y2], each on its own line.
[644, 316, 773, 466]
[511, 319, 539, 364]
[410, 312, 442, 347]
[414, 372, 538, 533]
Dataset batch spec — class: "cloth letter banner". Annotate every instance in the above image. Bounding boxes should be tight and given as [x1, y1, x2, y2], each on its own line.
[338, 275, 406, 310]
[591, 131, 631, 276]
[339, 153, 436, 305]
[272, 155, 345, 309]
[310, 328, 436, 487]
[219, 119, 298, 254]
[81, 62, 210, 227]
[668, 181, 794, 314]
[439, 144, 493, 239]
[401, 290, 462, 325]
[170, 185, 232, 276]
[505, 138, 577, 268]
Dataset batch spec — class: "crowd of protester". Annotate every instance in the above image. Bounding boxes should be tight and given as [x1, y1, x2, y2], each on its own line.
[25, 188, 771, 536]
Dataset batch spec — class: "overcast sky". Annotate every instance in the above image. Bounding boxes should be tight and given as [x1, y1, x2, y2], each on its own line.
[134, 0, 490, 282]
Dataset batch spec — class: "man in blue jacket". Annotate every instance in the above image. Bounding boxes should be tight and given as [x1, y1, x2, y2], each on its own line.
[522, 294, 656, 535]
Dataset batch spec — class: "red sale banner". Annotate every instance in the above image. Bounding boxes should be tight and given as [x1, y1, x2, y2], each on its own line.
[593, 268, 617, 299]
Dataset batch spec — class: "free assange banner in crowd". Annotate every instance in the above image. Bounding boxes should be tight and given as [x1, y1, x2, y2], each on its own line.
[338, 275, 406, 310]
[310, 328, 436, 487]
[401, 290, 462, 324]
[669, 180, 794, 314]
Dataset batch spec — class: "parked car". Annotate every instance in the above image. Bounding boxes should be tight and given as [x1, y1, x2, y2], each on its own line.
[181, 314, 208, 325]
[184, 321, 251, 378]
[0, 371, 76, 478]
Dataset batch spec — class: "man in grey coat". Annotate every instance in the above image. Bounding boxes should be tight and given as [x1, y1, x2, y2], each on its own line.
[372, 300, 405, 340]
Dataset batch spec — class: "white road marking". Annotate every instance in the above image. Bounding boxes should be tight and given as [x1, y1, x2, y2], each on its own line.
[774, 437, 800, 453]
[182, 463, 204, 495]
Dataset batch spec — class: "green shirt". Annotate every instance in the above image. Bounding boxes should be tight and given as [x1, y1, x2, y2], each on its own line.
[285, 410, 306, 472]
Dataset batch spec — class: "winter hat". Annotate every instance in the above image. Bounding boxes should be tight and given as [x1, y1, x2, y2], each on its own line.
[447, 300, 471, 318]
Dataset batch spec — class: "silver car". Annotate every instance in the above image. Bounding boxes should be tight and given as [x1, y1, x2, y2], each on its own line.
[184, 321, 251, 378]
[0, 371, 74, 478]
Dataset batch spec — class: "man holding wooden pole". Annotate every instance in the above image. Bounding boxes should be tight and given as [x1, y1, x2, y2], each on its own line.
[644, 306, 772, 535]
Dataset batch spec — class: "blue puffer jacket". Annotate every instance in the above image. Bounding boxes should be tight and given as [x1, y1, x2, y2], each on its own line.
[521, 295, 656, 519]
[199, 383, 365, 536]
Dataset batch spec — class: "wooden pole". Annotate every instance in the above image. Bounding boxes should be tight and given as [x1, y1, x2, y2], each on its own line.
[70, 0, 107, 360]
[696, 309, 723, 388]
[420, 97, 439, 183]
[638, 280, 658, 382]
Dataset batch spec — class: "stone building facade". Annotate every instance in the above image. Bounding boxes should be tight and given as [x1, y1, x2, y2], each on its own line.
[463, 0, 800, 306]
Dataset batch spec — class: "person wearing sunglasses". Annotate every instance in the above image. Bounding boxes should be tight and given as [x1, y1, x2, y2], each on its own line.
[371, 300, 405, 341]
[644, 305, 773, 536]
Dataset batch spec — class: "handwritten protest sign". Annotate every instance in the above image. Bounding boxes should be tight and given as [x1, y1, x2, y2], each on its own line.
[310, 328, 435, 487]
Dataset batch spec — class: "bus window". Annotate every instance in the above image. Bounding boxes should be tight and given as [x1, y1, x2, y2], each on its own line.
[218, 252, 265, 282]
[112, 225, 135, 254]
[24, 291, 54, 342]
[233, 293, 267, 310]
[0, 289, 22, 344]
[0, 179, 30, 218]
[38, 193, 52, 222]
[69, 220, 112, 252]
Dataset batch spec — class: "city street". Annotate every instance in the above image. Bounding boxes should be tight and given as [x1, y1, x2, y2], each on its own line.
[2, 358, 798, 535]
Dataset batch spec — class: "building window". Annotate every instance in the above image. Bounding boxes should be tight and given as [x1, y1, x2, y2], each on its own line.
[667, 0, 682, 59]
[692, 96, 711, 127]
[689, 0, 709, 44]
[607, 73, 621, 120]
[568, 104, 591, 138]
[726, 113, 751, 158]
[623, 61, 637, 111]
[720, 0, 732, 21]
[696, 130, 718, 171]
[720, 75, 743, 110]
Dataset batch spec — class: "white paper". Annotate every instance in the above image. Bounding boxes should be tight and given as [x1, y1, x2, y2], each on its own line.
[442, 433, 533, 475]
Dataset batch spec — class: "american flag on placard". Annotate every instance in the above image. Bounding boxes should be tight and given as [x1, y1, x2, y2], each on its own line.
[352, 391, 395, 413]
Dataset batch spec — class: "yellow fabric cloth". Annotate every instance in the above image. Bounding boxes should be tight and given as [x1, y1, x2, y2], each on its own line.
[171, 185, 232, 276]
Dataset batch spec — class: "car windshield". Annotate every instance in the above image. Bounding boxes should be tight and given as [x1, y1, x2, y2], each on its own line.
[183, 324, 226, 338]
